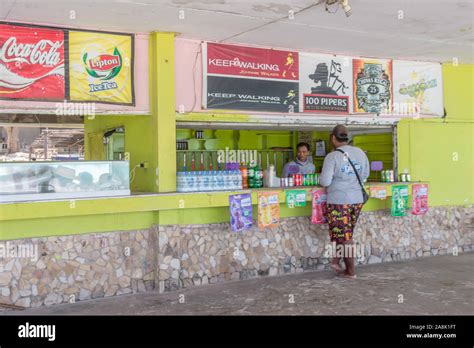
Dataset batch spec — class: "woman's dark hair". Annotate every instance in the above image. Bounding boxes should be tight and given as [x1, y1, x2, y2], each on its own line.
[296, 142, 310, 151]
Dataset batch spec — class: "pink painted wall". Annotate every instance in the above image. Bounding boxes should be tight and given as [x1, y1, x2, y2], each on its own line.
[0, 27, 149, 114]
[175, 38, 203, 113]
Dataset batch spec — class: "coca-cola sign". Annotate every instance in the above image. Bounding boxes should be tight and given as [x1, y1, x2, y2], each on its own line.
[0, 23, 65, 100]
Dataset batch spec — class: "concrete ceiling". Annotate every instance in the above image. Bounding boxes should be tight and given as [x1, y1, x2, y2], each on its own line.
[1, 0, 473, 63]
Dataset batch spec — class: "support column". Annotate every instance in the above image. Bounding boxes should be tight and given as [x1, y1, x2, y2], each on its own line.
[149, 32, 176, 192]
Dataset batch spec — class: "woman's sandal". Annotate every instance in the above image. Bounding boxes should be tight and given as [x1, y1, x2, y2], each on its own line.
[338, 271, 357, 279]
[330, 263, 344, 274]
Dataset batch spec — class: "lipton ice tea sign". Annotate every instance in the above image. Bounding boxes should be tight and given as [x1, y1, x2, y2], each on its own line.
[68, 31, 134, 105]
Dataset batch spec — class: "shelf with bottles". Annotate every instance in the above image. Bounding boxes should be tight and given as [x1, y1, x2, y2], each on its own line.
[176, 149, 294, 178]
[176, 159, 324, 193]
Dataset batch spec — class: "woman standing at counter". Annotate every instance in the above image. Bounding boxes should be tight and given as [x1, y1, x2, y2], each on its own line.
[319, 125, 370, 279]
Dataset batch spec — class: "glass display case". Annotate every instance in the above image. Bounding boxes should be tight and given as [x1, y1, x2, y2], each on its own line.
[0, 161, 130, 203]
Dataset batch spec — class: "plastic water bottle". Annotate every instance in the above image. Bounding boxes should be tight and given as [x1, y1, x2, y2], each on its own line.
[195, 171, 202, 191]
[237, 170, 243, 190]
[216, 171, 224, 191]
[231, 170, 239, 190]
[224, 170, 231, 190]
[209, 171, 218, 191]
[184, 172, 192, 192]
[177, 172, 189, 192]
[232, 170, 239, 190]
[230, 170, 236, 190]
[176, 172, 182, 192]
[202, 171, 210, 191]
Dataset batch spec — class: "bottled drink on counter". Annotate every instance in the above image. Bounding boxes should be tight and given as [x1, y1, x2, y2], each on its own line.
[228, 170, 235, 190]
[224, 170, 232, 190]
[195, 171, 202, 191]
[184, 172, 194, 192]
[237, 170, 243, 190]
[254, 163, 263, 188]
[225, 170, 230, 190]
[292, 174, 299, 186]
[232, 170, 239, 190]
[229, 170, 237, 190]
[247, 162, 256, 188]
[240, 163, 248, 189]
[176, 172, 183, 192]
[203, 171, 211, 191]
[216, 171, 225, 190]
[209, 171, 217, 191]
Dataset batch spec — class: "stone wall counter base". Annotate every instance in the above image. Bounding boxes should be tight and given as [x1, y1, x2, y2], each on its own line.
[0, 206, 472, 308]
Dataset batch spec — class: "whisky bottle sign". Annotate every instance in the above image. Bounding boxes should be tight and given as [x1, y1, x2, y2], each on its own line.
[353, 59, 393, 115]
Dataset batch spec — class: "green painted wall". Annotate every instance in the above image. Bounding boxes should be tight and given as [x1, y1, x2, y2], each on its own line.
[1, 212, 156, 240]
[443, 64, 474, 121]
[397, 64, 474, 207]
[85, 115, 153, 192]
[397, 119, 473, 206]
[353, 133, 393, 181]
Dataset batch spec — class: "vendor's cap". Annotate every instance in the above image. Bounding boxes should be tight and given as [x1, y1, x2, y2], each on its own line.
[331, 124, 349, 142]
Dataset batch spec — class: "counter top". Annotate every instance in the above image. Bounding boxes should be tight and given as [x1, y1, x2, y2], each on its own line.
[0, 182, 428, 222]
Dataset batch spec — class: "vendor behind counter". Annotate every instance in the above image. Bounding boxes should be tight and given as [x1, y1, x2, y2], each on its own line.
[282, 142, 316, 178]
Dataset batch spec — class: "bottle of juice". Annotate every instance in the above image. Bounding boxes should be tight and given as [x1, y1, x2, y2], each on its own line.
[240, 163, 248, 189]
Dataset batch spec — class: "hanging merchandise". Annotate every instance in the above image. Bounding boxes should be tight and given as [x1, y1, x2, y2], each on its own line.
[369, 186, 387, 200]
[229, 193, 253, 232]
[285, 190, 307, 208]
[412, 184, 429, 216]
[391, 185, 409, 217]
[257, 191, 280, 228]
[311, 188, 328, 224]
